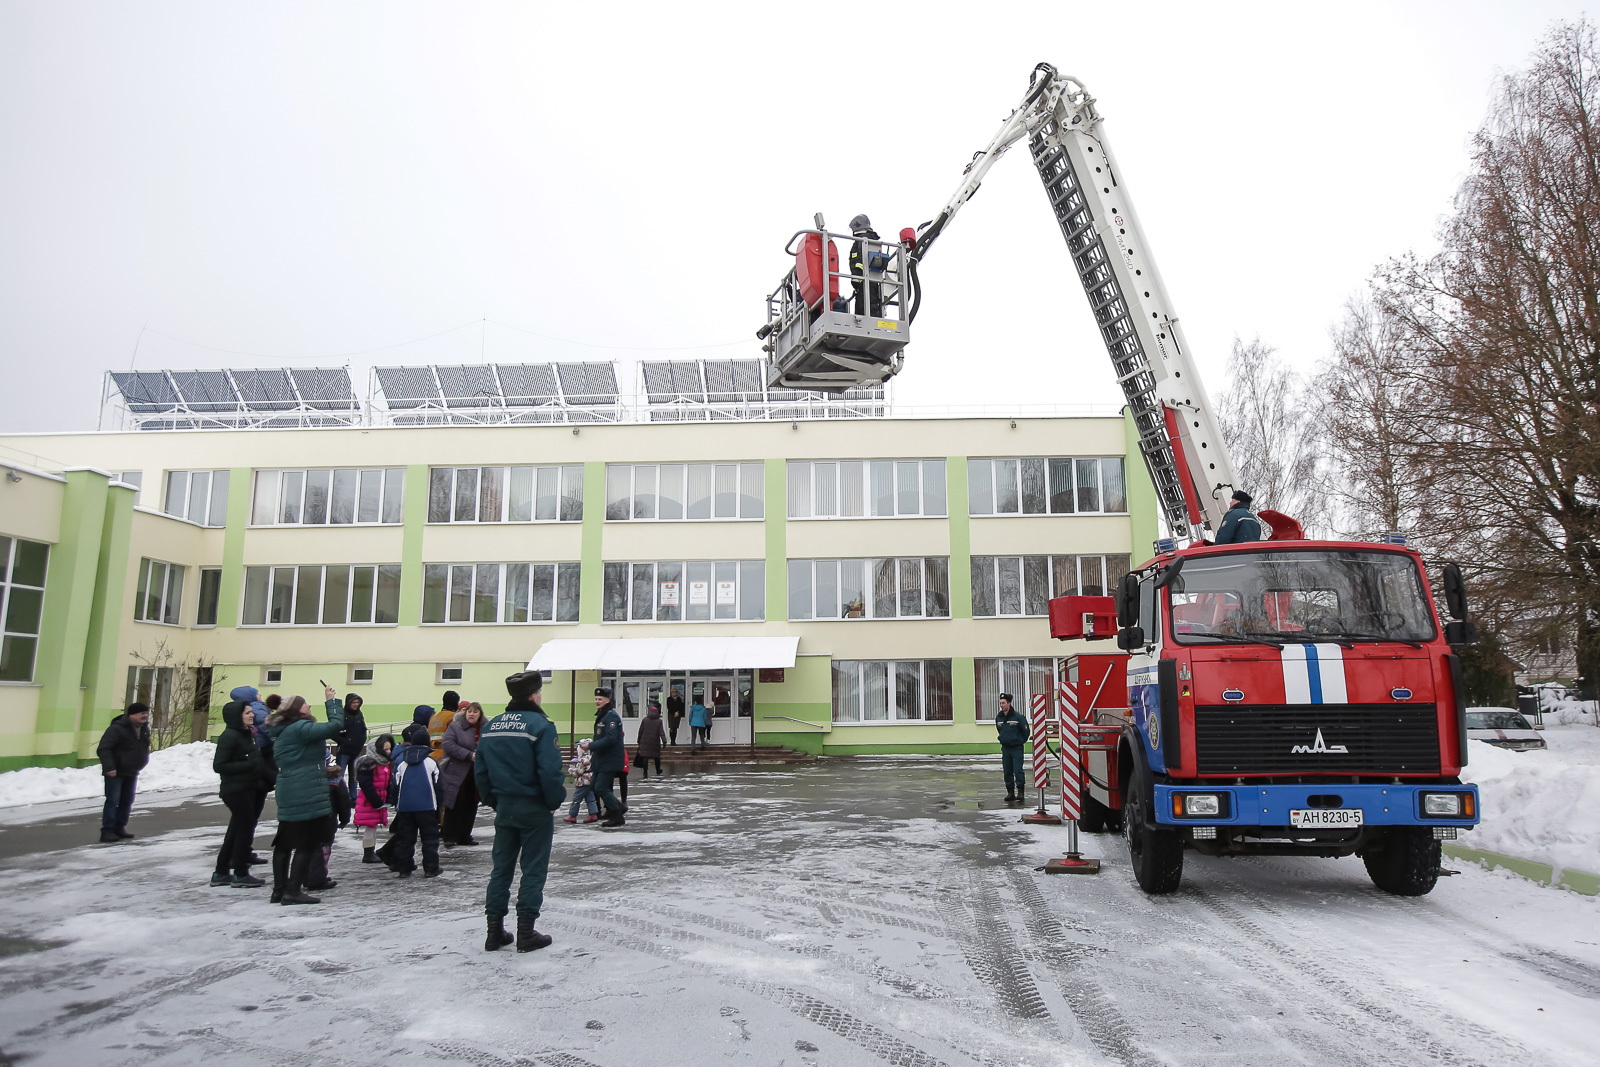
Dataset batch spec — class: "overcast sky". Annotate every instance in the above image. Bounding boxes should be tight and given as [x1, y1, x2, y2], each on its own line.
[0, 0, 1592, 436]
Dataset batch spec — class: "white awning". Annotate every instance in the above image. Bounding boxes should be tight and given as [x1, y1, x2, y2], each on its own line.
[527, 636, 800, 672]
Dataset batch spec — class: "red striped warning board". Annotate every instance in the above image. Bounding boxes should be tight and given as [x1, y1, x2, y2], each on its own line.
[1058, 680, 1082, 821]
[1029, 693, 1051, 791]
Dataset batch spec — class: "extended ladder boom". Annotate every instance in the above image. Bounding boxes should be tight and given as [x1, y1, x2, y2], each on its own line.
[917, 64, 1239, 541]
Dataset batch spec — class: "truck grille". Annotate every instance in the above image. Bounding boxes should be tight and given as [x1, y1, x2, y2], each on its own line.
[1194, 704, 1440, 775]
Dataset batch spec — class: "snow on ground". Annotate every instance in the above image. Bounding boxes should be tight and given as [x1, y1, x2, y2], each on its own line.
[1461, 725, 1600, 875]
[0, 760, 1596, 1067]
[0, 741, 217, 809]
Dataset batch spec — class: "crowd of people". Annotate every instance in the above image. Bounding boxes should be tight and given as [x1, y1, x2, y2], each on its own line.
[93, 677, 696, 952]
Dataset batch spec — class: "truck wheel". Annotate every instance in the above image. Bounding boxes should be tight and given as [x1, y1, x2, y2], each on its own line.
[1123, 764, 1183, 894]
[1363, 828, 1440, 896]
[1078, 791, 1111, 833]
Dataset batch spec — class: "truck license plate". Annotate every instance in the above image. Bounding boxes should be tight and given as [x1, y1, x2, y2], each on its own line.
[1290, 808, 1363, 828]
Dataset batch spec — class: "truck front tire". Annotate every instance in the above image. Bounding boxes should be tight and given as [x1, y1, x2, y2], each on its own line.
[1362, 827, 1440, 896]
[1123, 764, 1183, 894]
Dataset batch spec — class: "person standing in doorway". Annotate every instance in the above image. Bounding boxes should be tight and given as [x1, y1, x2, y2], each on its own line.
[97, 703, 151, 843]
[439, 701, 485, 846]
[635, 703, 665, 779]
[334, 693, 367, 798]
[688, 695, 711, 752]
[994, 693, 1029, 804]
[476, 670, 565, 952]
[665, 687, 685, 747]
[589, 687, 627, 826]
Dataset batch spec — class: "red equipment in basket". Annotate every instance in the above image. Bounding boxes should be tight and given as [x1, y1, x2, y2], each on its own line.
[1048, 595, 1117, 641]
[795, 233, 840, 312]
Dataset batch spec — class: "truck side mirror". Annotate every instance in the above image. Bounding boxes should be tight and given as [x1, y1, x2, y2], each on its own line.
[1117, 572, 1140, 627]
[1445, 620, 1477, 646]
[1442, 565, 1468, 621]
[1117, 625, 1145, 651]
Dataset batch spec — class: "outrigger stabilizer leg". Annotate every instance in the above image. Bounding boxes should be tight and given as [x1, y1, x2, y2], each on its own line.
[1043, 822, 1101, 875]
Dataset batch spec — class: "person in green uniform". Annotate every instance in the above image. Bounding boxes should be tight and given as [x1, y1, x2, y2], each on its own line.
[475, 670, 566, 952]
[995, 692, 1029, 804]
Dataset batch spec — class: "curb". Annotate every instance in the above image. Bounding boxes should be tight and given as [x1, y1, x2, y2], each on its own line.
[1441, 843, 1600, 896]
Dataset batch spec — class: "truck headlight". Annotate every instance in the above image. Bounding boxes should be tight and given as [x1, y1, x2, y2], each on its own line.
[1181, 794, 1220, 816]
[1423, 793, 1461, 816]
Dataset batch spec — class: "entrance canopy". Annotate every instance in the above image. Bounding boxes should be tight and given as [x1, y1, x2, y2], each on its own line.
[528, 636, 799, 673]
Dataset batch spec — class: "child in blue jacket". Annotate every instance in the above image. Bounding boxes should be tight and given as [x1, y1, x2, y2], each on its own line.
[377, 723, 442, 876]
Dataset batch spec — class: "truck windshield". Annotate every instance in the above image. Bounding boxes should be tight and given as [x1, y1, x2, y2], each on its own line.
[1167, 549, 1436, 645]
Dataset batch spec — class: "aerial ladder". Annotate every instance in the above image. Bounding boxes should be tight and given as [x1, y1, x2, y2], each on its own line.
[759, 63, 1236, 542]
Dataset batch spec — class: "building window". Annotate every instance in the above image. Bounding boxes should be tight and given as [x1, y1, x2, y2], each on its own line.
[438, 664, 464, 685]
[240, 564, 401, 626]
[786, 459, 946, 519]
[133, 558, 185, 625]
[832, 659, 953, 722]
[787, 558, 950, 620]
[164, 470, 230, 526]
[251, 468, 405, 526]
[349, 665, 374, 685]
[602, 560, 765, 622]
[125, 665, 172, 720]
[195, 568, 222, 627]
[263, 666, 283, 685]
[422, 562, 581, 624]
[0, 536, 49, 682]
[970, 554, 1132, 617]
[966, 457, 1127, 516]
[113, 471, 143, 506]
[605, 462, 763, 521]
[975, 658, 1060, 722]
[427, 465, 582, 524]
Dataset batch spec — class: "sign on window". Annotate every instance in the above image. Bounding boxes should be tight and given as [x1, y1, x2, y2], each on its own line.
[716, 580, 736, 605]
[689, 581, 709, 606]
[660, 581, 680, 606]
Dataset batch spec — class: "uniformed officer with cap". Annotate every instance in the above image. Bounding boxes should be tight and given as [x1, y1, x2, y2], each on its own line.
[475, 670, 565, 952]
[994, 692, 1030, 804]
[589, 686, 627, 826]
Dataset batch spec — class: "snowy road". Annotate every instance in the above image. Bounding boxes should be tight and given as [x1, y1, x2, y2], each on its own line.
[0, 759, 1595, 1066]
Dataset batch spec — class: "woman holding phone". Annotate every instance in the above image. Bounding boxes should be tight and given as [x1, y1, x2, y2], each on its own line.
[263, 685, 345, 905]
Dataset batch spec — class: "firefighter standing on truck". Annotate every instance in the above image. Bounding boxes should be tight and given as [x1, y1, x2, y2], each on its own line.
[848, 214, 884, 316]
[995, 693, 1029, 804]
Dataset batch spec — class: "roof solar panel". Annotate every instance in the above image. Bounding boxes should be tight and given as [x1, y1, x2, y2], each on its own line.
[494, 363, 560, 407]
[641, 361, 674, 401]
[731, 360, 765, 401]
[703, 361, 736, 402]
[169, 370, 239, 412]
[110, 371, 179, 413]
[290, 368, 356, 411]
[669, 361, 703, 399]
[375, 366, 441, 410]
[232, 369, 297, 411]
[583, 362, 618, 402]
[435, 364, 501, 409]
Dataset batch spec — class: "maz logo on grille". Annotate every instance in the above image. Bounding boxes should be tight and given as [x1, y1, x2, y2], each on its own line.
[1290, 727, 1349, 754]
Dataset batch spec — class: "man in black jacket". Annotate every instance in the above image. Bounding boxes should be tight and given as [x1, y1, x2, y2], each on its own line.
[665, 687, 685, 747]
[994, 693, 1029, 804]
[847, 214, 884, 317]
[335, 693, 367, 797]
[97, 703, 151, 843]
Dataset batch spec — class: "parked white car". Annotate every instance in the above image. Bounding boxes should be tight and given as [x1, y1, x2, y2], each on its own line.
[1465, 708, 1547, 751]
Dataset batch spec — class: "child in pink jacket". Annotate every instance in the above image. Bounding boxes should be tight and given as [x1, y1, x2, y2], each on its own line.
[352, 734, 394, 862]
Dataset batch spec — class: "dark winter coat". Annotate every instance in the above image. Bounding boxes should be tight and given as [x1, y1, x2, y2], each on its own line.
[636, 708, 665, 759]
[475, 699, 566, 815]
[231, 685, 278, 788]
[335, 697, 368, 758]
[1214, 505, 1264, 545]
[213, 702, 268, 794]
[995, 708, 1029, 749]
[438, 713, 482, 808]
[96, 713, 150, 777]
[267, 698, 345, 822]
[666, 694, 685, 727]
[389, 742, 441, 813]
[589, 702, 625, 776]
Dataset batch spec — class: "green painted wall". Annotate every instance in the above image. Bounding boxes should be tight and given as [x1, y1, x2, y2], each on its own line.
[77, 482, 136, 756]
[764, 458, 786, 625]
[32, 471, 110, 765]
[1123, 408, 1160, 561]
[579, 461, 604, 624]
[397, 464, 428, 626]
[947, 456, 971, 619]
[216, 466, 251, 629]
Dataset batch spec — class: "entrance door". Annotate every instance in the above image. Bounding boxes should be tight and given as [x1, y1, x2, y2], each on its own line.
[703, 677, 752, 745]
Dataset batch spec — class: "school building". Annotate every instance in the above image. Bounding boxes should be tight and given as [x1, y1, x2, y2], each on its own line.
[0, 360, 1156, 770]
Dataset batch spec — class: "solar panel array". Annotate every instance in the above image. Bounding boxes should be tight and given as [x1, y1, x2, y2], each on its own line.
[641, 359, 883, 421]
[107, 368, 358, 430]
[371, 362, 621, 425]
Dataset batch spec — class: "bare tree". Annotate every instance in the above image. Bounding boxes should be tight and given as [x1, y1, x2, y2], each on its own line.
[128, 638, 226, 751]
[1216, 336, 1328, 533]
[1374, 19, 1600, 692]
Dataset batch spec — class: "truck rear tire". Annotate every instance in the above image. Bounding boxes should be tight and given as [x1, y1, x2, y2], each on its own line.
[1123, 764, 1183, 894]
[1078, 791, 1113, 833]
[1363, 827, 1440, 897]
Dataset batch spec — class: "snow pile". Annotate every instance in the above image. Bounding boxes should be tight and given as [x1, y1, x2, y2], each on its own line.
[1546, 696, 1598, 727]
[1460, 725, 1600, 877]
[0, 742, 218, 808]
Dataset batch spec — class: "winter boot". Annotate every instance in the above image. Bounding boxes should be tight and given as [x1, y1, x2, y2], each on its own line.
[269, 848, 290, 903]
[114, 829, 135, 839]
[231, 872, 266, 888]
[516, 916, 552, 952]
[562, 815, 577, 824]
[99, 830, 119, 844]
[280, 888, 321, 905]
[280, 851, 319, 904]
[581, 814, 599, 824]
[485, 915, 514, 951]
[247, 852, 265, 865]
[362, 847, 378, 864]
[602, 810, 626, 827]
[209, 871, 232, 887]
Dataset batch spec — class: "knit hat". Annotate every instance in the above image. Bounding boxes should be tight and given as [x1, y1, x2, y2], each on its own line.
[1231, 490, 1253, 508]
[442, 690, 460, 711]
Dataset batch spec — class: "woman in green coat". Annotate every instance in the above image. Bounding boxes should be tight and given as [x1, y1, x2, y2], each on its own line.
[264, 686, 344, 905]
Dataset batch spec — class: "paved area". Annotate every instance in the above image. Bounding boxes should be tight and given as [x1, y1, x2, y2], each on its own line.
[0, 758, 1595, 1066]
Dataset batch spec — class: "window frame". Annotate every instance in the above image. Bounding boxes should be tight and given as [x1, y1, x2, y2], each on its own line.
[970, 553, 1131, 618]
[420, 561, 582, 625]
[785, 459, 947, 520]
[974, 657, 1065, 722]
[239, 563, 402, 627]
[425, 465, 582, 525]
[966, 456, 1129, 517]
[604, 462, 764, 522]
[831, 659, 954, 723]
[0, 536, 50, 683]
[786, 557, 951, 621]
[194, 567, 222, 628]
[601, 559, 766, 623]
[163, 469, 230, 527]
[249, 467, 406, 528]
[132, 557, 186, 626]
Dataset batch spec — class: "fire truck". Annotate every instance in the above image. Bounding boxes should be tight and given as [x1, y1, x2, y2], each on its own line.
[759, 64, 1480, 896]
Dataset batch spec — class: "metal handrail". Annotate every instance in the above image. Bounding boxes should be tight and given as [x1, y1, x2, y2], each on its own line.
[759, 714, 830, 731]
